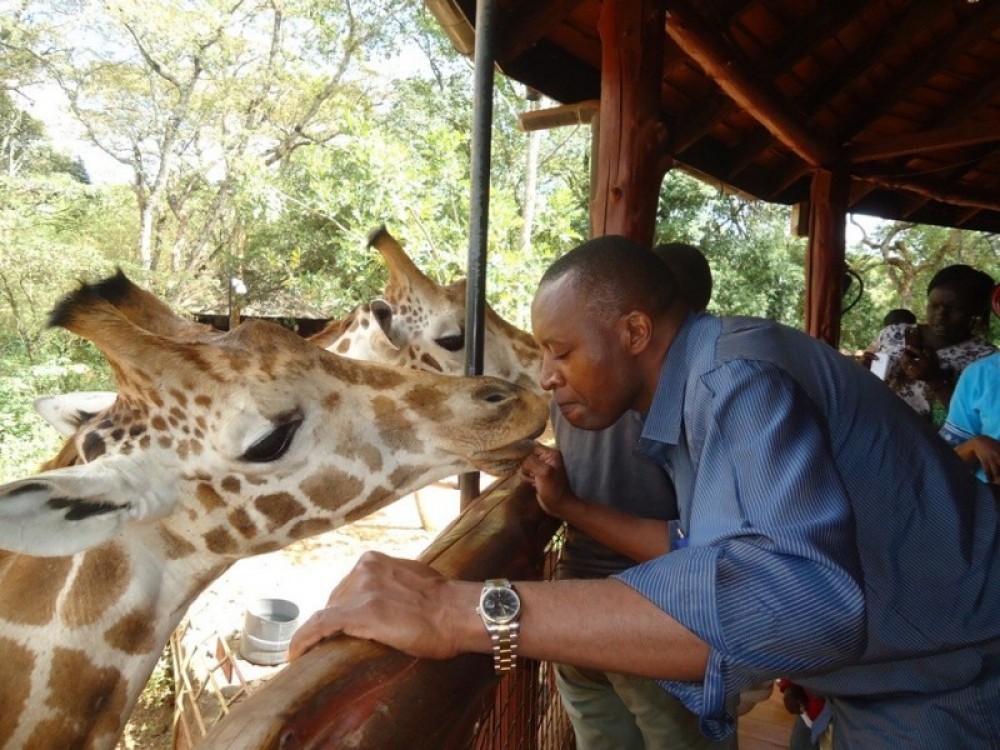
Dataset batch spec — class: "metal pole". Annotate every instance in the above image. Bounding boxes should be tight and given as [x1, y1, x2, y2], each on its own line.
[460, 0, 497, 508]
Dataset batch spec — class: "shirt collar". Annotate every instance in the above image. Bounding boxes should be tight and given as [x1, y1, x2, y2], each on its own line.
[640, 313, 715, 447]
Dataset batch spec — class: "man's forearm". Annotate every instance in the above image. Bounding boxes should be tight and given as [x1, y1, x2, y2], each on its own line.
[445, 577, 709, 680]
[553, 495, 670, 562]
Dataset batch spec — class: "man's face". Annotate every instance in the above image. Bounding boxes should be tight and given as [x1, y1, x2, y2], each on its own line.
[531, 275, 639, 430]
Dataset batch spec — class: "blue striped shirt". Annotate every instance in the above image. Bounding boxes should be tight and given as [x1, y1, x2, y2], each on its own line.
[616, 314, 1000, 743]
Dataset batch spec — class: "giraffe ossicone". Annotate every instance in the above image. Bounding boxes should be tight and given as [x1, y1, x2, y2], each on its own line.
[0, 270, 547, 750]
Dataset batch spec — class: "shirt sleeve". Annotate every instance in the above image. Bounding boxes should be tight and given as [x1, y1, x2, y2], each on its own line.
[940, 362, 984, 446]
[616, 360, 866, 739]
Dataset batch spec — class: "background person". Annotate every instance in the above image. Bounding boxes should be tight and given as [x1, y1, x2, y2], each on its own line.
[940, 288, 1000, 484]
[291, 236, 1000, 748]
[869, 264, 995, 424]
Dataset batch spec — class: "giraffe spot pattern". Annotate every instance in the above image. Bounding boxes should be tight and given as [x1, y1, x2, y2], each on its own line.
[203, 527, 239, 555]
[227, 507, 258, 539]
[403, 385, 454, 422]
[0, 635, 34, 745]
[159, 526, 197, 559]
[82, 431, 107, 461]
[0, 556, 73, 625]
[221, 475, 241, 494]
[253, 493, 306, 531]
[196, 483, 226, 513]
[250, 541, 282, 555]
[288, 518, 334, 540]
[420, 352, 443, 371]
[28, 647, 127, 748]
[344, 484, 393, 524]
[63, 544, 130, 629]
[300, 471, 365, 513]
[334, 436, 383, 473]
[370, 395, 421, 453]
[104, 609, 157, 654]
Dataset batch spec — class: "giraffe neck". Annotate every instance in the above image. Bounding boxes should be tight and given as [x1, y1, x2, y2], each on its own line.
[0, 471, 448, 750]
[0, 535, 229, 750]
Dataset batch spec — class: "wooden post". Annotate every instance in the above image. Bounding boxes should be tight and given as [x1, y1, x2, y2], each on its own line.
[804, 168, 849, 345]
[591, 0, 669, 245]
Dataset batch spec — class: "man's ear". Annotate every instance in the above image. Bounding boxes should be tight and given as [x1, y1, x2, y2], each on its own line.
[620, 310, 653, 354]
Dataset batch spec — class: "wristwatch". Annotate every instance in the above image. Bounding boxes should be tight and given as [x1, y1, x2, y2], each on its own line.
[477, 578, 521, 674]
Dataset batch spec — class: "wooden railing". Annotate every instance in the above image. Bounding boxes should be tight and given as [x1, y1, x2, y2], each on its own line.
[194, 476, 567, 750]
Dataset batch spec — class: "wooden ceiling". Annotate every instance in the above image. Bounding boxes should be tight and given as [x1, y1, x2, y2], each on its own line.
[428, 0, 1000, 234]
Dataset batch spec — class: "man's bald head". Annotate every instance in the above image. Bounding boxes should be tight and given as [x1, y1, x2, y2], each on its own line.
[537, 235, 680, 320]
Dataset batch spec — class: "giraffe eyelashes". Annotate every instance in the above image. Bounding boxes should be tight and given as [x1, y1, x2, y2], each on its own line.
[434, 334, 465, 352]
[240, 416, 305, 463]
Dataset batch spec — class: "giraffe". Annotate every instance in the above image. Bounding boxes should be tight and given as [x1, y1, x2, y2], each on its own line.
[0, 271, 547, 750]
[309, 227, 544, 395]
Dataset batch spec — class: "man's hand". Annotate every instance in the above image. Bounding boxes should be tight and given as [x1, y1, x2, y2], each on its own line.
[519, 443, 576, 519]
[288, 551, 479, 661]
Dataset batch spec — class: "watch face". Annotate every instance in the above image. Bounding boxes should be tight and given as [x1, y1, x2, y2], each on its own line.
[481, 587, 520, 624]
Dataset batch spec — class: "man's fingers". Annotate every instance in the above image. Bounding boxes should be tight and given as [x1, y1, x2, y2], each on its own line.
[289, 609, 343, 661]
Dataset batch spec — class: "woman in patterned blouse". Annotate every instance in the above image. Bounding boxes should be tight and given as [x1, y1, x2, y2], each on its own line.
[870, 264, 996, 424]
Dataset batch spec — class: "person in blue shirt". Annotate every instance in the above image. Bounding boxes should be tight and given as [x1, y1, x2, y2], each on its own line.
[940, 351, 1000, 483]
[290, 235, 1000, 748]
[539, 242, 737, 750]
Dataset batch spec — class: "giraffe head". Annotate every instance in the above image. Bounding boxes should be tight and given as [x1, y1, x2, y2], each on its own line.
[310, 228, 544, 395]
[0, 271, 546, 749]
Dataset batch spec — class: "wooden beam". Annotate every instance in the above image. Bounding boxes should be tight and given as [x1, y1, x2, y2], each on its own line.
[805, 168, 849, 346]
[849, 120, 1000, 163]
[495, 0, 588, 65]
[518, 99, 600, 131]
[665, 0, 840, 168]
[954, 206, 983, 227]
[863, 173, 1000, 214]
[591, 0, 668, 244]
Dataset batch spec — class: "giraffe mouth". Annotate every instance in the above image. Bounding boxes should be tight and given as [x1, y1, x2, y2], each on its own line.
[471, 438, 540, 475]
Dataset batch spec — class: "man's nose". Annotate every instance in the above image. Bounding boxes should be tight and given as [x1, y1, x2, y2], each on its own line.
[539, 359, 561, 391]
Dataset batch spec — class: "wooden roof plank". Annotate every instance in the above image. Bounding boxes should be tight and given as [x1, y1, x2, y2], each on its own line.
[666, 0, 840, 168]
[850, 120, 1000, 163]
[495, 0, 589, 65]
[833, 2, 1000, 143]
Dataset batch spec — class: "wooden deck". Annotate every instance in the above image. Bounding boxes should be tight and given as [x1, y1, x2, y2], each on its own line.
[738, 691, 797, 750]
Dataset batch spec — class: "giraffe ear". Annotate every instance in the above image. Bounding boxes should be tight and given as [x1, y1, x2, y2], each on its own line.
[34, 391, 118, 437]
[0, 461, 176, 556]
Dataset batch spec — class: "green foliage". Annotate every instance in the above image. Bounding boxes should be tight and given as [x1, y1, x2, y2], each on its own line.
[0, 353, 113, 479]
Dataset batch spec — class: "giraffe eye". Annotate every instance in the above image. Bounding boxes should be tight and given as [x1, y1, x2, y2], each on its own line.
[241, 417, 304, 463]
[435, 334, 465, 352]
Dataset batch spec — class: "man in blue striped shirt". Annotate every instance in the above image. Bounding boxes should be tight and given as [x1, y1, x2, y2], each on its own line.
[291, 235, 1000, 748]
